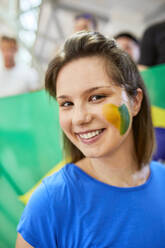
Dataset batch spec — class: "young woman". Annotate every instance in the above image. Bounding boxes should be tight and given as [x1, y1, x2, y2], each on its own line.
[16, 31, 165, 248]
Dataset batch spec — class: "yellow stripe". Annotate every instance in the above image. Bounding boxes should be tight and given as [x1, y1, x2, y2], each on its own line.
[152, 106, 165, 128]
[19, 159, 70, 205]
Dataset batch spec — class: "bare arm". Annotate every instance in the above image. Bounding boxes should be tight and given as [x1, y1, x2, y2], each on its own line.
[15, 233, 34, 248]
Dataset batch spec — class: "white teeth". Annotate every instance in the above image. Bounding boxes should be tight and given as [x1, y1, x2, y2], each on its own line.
[79, 130, 102, 139]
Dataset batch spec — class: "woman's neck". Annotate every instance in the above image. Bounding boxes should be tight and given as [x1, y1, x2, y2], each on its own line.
[76, 153, 150, 188]
[76, 130, 150, 188]
[89, 157, 149, 187]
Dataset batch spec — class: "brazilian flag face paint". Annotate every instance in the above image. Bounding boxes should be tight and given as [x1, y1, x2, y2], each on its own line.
[102, 103, 130, 135]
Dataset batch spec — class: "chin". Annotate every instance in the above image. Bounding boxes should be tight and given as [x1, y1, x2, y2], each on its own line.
[81, 148, 106, 159]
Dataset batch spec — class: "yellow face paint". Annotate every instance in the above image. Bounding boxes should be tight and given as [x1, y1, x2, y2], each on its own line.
[102, 103, 130, 135]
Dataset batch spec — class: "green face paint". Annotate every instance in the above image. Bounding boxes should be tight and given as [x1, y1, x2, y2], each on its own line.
[118, 104, 130, 135]
[102, 103, 130, 135]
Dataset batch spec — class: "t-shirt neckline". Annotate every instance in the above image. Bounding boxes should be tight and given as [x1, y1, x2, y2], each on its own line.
[67, 162, 153, 192]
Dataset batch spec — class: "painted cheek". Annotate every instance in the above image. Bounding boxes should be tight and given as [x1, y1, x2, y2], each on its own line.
[102, 103, 130, 135]
[118, 104, 130, 135]
[102, 103, 121, 131]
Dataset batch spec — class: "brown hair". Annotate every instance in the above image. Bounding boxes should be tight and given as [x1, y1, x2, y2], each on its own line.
[1, 36, 17, 45]
[45, 31, 155, 168]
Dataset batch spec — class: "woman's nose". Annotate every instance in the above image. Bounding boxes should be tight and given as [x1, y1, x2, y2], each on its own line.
[72, 106, 92, 126]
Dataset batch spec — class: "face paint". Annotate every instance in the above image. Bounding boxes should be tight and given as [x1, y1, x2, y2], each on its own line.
[102, 103, 130, 135]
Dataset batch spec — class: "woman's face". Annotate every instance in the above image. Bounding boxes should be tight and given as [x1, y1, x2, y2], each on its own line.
[56, 56, 141, 158]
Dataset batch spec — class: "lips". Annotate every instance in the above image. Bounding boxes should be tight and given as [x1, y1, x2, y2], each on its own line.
[76, 128, 105, 144]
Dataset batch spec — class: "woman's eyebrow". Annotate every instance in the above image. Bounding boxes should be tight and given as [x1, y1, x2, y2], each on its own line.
[85, 86, 111, 94]
[56, 95, 69, 100]
[57, 86, 112, 99]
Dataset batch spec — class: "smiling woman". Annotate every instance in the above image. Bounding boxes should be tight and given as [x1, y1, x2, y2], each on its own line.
[16, 31, 165, 248]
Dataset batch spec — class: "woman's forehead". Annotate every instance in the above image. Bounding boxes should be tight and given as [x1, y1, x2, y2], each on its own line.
[56, 56, 116, 93]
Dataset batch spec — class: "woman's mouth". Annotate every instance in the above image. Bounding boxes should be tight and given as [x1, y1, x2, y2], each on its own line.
[77, 128, 105, 144]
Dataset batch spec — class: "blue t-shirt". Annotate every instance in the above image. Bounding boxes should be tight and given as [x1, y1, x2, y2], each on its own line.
[17, 161, 165, 248]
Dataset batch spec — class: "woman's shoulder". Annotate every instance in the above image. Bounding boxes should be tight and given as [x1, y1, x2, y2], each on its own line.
[41, 162, 78, 201]
[150, 160, 165, 179]
[17, 163, 75, 244]
[150, 160, 165, 170]
[22, 163, 74, 210]
[43, 162, 74, 186]
[43, 163, 67, 184]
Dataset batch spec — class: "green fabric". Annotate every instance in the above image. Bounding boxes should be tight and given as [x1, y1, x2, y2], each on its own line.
[0, 90, 62, 247]
[141, 64, 165, 109]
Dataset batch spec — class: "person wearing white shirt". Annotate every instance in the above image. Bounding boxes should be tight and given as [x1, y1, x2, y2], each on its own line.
[0, 35, 40, 98]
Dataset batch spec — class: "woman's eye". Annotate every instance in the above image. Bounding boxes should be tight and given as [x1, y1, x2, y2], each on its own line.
[89, 95, 105, 102]
[60, 101, 73, 107]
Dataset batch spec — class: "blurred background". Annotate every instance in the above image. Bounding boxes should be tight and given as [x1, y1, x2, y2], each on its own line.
[0, 0, 165, 71]
[0, 0, 165, 247]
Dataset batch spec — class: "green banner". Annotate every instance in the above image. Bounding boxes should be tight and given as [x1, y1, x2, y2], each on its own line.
[141, 64, 165, 109]
[0, 90, 62, 247]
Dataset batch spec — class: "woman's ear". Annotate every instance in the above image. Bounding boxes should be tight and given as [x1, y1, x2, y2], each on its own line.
[131, 88, 143, 117]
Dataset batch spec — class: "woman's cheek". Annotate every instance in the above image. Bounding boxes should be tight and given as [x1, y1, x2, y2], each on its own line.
[102, 103, 130, 135]
[59, 114, 67, 132]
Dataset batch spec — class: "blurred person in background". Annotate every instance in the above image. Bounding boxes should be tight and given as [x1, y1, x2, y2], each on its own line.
[114, 32, 140, 63]
[73, 13, 98, 32]
[53, 13, 98, 54]
[139, 21, 165, 70]
[0, 35, 41, 98]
